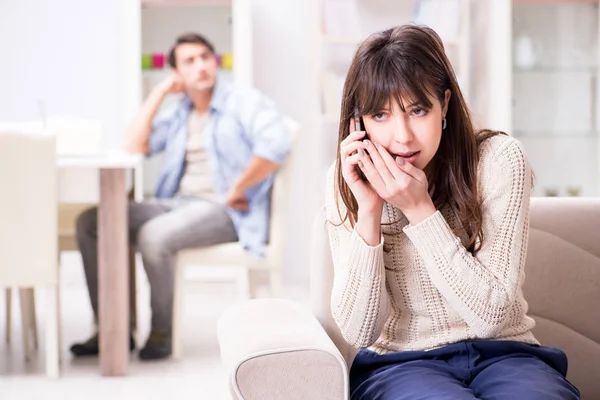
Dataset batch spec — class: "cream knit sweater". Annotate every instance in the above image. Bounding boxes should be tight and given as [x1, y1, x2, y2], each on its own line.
[326, 134, 539, 353]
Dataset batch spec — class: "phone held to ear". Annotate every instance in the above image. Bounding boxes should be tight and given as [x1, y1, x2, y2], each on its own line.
[354, 109, 369, 181]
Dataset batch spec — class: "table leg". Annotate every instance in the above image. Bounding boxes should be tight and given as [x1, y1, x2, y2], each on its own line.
[98, 168, 129, 376]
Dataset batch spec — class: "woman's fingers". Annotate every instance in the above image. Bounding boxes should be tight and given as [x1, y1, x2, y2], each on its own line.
[355, 148, 386, 191]
[340, 129, 366, 148]
[395, 157, 426, 183]
[345, 152, 364, 166]
[362, 140, 394, 183]
[371, 143, 427, 190]
[340, 140, 367, 159]
[341, 118, 366, 146]
[375, 143, 408, 181]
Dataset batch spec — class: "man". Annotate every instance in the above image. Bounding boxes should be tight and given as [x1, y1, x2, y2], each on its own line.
[70, 33, 292, 360]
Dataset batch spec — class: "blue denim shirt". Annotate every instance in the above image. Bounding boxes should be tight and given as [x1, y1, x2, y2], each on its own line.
[148, 78, 292, 258]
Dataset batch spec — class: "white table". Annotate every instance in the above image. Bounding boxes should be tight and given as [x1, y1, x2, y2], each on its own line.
[58, 152, 142, 376]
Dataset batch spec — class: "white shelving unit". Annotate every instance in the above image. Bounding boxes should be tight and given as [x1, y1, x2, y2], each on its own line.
[509, 0, 600, 197]
[314, 0, 472, 200]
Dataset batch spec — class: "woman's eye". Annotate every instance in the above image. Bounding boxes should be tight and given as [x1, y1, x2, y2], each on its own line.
[372, 113, 387, 121]
[412, 108, 428, 117]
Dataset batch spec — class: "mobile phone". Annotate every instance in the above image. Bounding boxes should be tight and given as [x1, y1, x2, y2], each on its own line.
[354, 107, 370, 138]
[354, 109, 369, 181]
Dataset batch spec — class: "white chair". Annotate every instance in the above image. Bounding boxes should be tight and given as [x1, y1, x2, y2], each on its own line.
[1, 119, 94, 352]
[5, 116, 145, 353]
[0, 131, 60, 378]
[171, 117, 300, 359]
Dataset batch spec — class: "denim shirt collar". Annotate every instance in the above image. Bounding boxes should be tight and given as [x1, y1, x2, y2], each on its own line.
[177, 76, 233, 117]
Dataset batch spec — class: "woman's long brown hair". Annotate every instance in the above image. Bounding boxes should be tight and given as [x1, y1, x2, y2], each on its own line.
[335, 25, 502, 254]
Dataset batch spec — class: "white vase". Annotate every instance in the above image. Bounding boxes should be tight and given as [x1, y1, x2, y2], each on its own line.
[514, 35, 539, 69]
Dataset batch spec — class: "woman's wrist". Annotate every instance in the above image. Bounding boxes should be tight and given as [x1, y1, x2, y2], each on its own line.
[357, 199, 383, 218]
[357, 206, 382, 220]
[403, 200, 437, 226]
[356, 206, 382, 247]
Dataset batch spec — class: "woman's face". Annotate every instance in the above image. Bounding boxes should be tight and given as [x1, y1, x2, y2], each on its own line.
[361, 89, 451, 172]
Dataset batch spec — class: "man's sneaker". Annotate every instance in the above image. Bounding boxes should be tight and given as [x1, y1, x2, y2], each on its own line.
[138, 329, 172, 361]
[70, 333, 135, 357]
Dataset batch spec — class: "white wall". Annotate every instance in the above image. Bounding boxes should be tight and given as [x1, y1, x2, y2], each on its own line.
[142, 6, 232, 53]
[456, 0, 509, 132]
[0, 0, 141, 202]
[0, 0, 140, 150]
[250, 0, 321, 285]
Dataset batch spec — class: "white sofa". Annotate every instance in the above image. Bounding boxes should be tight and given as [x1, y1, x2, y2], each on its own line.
[218, 198, 600, 399]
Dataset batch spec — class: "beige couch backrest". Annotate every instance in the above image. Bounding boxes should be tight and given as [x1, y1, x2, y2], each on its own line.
[524, 197, 600, 398]
[310, 198, 600, 398]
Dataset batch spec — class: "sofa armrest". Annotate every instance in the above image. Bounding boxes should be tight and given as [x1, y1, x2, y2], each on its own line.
[217, 298, 349, 400]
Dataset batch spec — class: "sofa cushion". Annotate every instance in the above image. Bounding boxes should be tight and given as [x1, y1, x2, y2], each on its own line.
[218, 298, 348, 400]
[235, 350, 345, 400]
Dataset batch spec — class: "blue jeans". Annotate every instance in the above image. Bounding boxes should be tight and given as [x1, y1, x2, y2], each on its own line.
[350, 341, 580, 400]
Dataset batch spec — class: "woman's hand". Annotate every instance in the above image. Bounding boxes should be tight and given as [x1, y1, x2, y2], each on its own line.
[340, 119, 384, 215]
[356, 139, 436, 225]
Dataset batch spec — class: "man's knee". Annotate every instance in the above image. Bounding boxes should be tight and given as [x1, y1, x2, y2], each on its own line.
[76, 206, 98, 239]
[137, 219, 171, 260]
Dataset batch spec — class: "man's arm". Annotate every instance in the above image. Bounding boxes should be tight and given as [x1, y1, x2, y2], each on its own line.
[124, 74, 183, 154]
[226, 91, 292, 210]
[226, 157, 280, 210]
[235, 157, 280, 189]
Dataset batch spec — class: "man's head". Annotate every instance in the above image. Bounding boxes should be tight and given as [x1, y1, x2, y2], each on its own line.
[168, 33, 218, 93]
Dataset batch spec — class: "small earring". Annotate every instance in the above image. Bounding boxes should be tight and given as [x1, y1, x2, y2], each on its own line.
[442, 118, 447, 130]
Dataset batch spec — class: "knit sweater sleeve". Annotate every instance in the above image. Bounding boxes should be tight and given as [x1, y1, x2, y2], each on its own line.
[325, 165, 390, 348]
[403, 138, 531, 338]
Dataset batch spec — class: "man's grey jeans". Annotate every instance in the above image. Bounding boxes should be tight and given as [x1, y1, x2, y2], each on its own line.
[76, 196, 238, 332]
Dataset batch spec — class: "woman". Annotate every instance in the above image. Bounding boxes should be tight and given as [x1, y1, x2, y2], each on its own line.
[327, 25, 579, 399]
